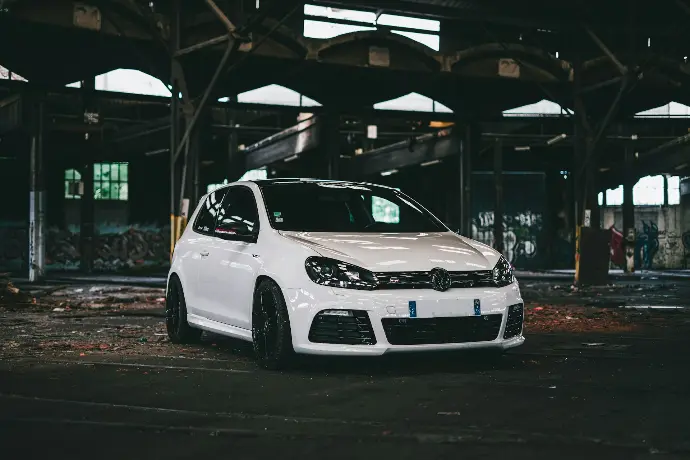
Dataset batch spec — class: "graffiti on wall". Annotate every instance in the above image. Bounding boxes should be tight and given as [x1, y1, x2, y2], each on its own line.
[635, 221, 660, 270]
[610, 221, 668, 270]
[603, 206, 685, 269]
[471, 211, 542, 268]
[609, 227, 624, 267]
[0, 222, 170, 272]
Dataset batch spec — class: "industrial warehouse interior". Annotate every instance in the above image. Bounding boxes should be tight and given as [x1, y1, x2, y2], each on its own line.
[1, 1, 690, 458]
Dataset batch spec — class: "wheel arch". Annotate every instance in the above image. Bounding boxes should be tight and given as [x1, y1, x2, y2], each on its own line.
[251, 274, 292, 323]
[166, 271, 180, 293]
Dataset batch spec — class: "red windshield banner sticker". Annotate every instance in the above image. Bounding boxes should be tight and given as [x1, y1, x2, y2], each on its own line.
[216, 228, 236, 235]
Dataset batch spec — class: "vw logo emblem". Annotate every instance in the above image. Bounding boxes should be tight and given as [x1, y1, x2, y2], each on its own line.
[429, 267, 451, 292]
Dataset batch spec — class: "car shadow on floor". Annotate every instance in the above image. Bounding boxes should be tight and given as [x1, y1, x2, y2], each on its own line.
[200, 332, 523, 376]
[290, 351, 524, 376]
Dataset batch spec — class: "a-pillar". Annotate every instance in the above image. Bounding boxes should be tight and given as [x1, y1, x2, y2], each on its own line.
[622, 147, 635, 272]
[28, 95, 46, 282]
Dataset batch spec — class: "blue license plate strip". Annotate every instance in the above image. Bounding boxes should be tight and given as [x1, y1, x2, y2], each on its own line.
[408, 300, 417, 318]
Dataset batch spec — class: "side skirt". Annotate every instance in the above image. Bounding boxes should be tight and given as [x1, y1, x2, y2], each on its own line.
[187, 314, 253, 342]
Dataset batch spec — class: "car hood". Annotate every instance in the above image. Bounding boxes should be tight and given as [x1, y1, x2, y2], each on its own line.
[278, 231, 499, 272]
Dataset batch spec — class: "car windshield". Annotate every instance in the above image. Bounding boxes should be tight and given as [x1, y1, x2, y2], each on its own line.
[258, 181, 448, 232]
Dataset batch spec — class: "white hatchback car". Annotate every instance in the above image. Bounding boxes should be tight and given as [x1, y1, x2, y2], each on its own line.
[167, 179, 524, 369]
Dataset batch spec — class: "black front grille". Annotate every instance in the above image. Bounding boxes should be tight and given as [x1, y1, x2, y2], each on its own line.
[382, 314, 502, 345]
[374, 270, 494, 290]
[503, 304, 524, 339]
[308, 310, 376, 345]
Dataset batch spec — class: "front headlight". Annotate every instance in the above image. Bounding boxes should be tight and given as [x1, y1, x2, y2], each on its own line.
[305, 257, 377, 290]
[492, 255, 515, 287]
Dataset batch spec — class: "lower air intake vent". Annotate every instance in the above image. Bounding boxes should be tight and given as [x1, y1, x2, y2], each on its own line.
[382, 315, 502, 345]
[308, 310, 376, 345]
[503, 303, 524, 339]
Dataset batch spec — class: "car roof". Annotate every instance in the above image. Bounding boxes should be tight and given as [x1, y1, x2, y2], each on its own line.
[248, 178, 397, 190]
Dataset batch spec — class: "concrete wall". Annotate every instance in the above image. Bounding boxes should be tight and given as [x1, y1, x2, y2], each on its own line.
[470, 172, 549, 270]
[602, 205, 684, 269]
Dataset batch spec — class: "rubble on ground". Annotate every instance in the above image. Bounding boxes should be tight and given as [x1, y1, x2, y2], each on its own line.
[1, 279, 688, 361]
[519, 281, 684, 308]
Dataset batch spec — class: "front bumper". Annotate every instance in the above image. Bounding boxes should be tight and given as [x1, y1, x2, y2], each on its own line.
[284, 282, 525, 356]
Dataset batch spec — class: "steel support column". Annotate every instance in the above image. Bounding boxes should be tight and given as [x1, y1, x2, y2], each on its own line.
[170, 78, 180, 259]
[170, 0, 181, 258]
[543, 168, 563, 268]
[186, 107, 208, 208]
[573, 54, 602, 230]
[225, 101, 241, 181]
[663, 174, 669, 206]
[584, 145, 600, 228]
[28, 98, 45, 282]
[323, 113, 341, 180]
[623, 148, 636, 273]
[493, 139, 504, 254]
[169, 0, 244, 249]
[80, 77, 97, 273]
[80, 159, 95, 273]
[458, 124, 478, 237]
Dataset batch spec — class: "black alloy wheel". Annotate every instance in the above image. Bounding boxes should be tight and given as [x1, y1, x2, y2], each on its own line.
[252, 279, 294, 370]
[166, 275, 202, 344]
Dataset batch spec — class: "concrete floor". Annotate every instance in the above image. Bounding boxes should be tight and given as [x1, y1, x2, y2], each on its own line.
[2, 277, 690, 459]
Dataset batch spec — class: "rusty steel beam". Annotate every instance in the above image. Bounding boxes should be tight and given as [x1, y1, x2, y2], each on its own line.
[175, 35, 230, 57]
[585, 27, 627, 75]
[244, 115, 321, 170]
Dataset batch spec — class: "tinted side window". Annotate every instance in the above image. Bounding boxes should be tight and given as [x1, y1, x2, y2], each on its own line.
[217, 187, 259, 233]
[193, 188, 227, 235]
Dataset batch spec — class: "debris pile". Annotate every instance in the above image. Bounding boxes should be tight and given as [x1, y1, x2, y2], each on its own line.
[0, 273, 34, 307]
[523, 303, 682, 334]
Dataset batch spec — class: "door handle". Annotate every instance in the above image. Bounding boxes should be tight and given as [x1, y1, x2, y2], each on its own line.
[200, 250, 209, 257]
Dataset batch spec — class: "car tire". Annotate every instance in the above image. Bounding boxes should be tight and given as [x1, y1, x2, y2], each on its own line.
[252, 279, 294, 370]
[166, 275, 203, 344]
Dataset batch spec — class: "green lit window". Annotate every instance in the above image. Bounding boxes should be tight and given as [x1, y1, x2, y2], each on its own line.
[94, 162, 129, 201]
[372, 196, 400, 223]
[207, 179, 229, 194]
[64, 169, 82, 199]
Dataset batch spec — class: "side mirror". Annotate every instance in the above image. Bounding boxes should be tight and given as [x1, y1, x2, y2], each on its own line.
[215, 221, 257, 241]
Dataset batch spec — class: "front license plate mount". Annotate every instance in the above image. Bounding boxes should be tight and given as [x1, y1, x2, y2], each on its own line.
[408, 300, 417, 318]
[406, 299, 478, 318]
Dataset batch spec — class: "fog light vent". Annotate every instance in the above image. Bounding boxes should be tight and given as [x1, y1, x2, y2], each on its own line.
[308, 310, 376, 345]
